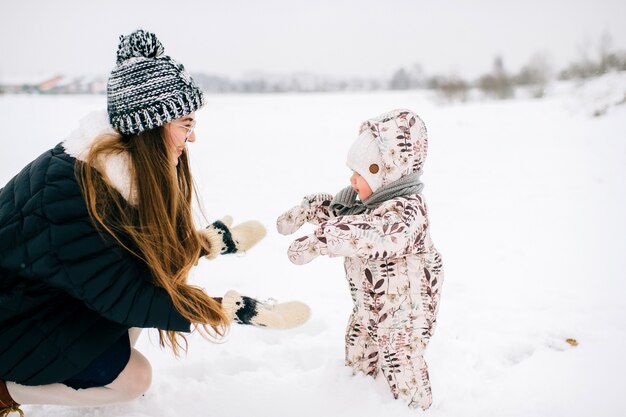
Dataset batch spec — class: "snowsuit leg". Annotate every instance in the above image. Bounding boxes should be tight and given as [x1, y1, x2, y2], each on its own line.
[375, 253, 443, 410]
[343, 251, 443, 410]
[345, 310, 379, 377]
[378, 325, 432, 409]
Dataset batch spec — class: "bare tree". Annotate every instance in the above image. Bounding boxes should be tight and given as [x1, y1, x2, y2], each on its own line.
[557, 33, 625, 80]
[516, 52, 552, 97]
[597, 31, 626, 73]
[389, 64, 426, 90]
[433, 75, 469, 102]
[389, 68, 411, 90]
[479, 56, 514, 99]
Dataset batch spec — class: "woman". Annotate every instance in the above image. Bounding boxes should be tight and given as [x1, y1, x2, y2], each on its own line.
[0, 30, 308, 416]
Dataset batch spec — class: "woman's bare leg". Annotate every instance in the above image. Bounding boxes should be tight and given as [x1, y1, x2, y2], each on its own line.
[128, 328, 142, 347]
[6, 346, 151, 406]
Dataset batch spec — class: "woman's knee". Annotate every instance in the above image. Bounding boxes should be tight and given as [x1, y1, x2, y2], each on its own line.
[128, 328, 143, 347]
[109, 349, 152, 399]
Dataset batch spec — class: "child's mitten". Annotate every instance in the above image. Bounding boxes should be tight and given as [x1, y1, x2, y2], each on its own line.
[276, 193, 334, 235]
[199, 216, 266, 259]
[221, 290, 310, 329]
[276, 205, 309, 235]
[288, 233, 328, 265]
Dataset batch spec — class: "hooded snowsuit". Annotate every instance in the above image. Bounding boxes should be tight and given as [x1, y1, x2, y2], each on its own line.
[277, 109, 443, 410]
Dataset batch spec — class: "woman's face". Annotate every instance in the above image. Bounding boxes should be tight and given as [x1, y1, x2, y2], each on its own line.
[164, 113, 196, 166]
[350, 171, 373, 200]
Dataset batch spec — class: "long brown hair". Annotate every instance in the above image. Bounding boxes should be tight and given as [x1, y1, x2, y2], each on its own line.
[76, 126, 229, 354]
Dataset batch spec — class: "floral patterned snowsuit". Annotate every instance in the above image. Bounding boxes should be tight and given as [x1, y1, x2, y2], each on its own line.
[277, 109, 443, 410]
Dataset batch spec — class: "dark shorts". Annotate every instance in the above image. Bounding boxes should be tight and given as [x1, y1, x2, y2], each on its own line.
[62, 332, 131, 390]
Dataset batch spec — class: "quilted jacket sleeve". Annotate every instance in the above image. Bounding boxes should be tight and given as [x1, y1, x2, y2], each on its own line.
[0, 147, 190, 332]
[313, 195, 430, 260]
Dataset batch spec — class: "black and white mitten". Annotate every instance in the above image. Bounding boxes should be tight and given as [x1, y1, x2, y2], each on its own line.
[199, 216, 266, 259]
[221, 290, 310, 329]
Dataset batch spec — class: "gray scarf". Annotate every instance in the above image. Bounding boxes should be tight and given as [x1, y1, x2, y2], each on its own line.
[330, 170, 424, 216]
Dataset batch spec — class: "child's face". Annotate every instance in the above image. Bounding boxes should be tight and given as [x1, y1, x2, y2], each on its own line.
[350, 171, 373, 200]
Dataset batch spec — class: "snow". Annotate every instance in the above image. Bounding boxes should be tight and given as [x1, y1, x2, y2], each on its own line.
[1, 72, 625, 416]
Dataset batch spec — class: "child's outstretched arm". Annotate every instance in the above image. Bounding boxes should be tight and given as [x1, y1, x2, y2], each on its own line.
[276, 193, 336, 235]
[287, 195, 430, 264]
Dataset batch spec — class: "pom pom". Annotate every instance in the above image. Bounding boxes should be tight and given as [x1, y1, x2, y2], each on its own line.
[116, 29, 164, 64]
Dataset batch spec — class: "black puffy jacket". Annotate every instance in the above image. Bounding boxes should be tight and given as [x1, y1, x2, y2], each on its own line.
[0, 143, 190, 385]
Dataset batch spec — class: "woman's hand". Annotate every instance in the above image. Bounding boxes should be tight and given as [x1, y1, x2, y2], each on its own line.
[220, 290, 310, 329]
[198, 216, 266, 259]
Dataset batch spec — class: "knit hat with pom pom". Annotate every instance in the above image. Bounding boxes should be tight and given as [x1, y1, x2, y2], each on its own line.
[107, 29, 205, 135]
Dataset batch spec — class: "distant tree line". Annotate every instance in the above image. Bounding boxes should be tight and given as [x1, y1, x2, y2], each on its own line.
[390, 33, 626, 102]
[189, 33, 625, 100]
[189, 72, 385, 94]
[2, 34, 623, 99]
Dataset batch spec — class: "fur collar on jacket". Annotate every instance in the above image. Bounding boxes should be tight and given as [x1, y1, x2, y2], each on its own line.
[62, 110, 138, 205]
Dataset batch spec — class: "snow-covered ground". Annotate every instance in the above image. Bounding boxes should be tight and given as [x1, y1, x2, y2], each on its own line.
[1, 72, 625, 416]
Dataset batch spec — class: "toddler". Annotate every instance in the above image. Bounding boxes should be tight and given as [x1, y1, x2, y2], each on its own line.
[276, 109, 443, 410]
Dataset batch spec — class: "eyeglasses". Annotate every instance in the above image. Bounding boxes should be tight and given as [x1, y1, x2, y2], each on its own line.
[171, 119, 197, 142]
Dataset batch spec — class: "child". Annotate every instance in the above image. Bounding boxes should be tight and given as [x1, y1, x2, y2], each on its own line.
[276, 109, 443, 410]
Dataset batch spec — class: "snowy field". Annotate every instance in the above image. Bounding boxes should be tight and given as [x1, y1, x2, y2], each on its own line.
[1, 73, 625, 417]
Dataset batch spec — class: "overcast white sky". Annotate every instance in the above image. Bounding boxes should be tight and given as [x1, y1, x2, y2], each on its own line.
[1, 0, 625, 81]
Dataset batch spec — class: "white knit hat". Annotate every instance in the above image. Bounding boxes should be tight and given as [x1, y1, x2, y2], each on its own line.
[346, 129, 384, 192]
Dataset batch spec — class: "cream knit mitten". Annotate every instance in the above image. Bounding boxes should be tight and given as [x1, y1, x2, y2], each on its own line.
[199, 216, 267, 259]
[221, 290, 310, 329]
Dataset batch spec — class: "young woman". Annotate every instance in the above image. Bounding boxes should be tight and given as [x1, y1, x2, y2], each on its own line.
[0, 30, 308, 416]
